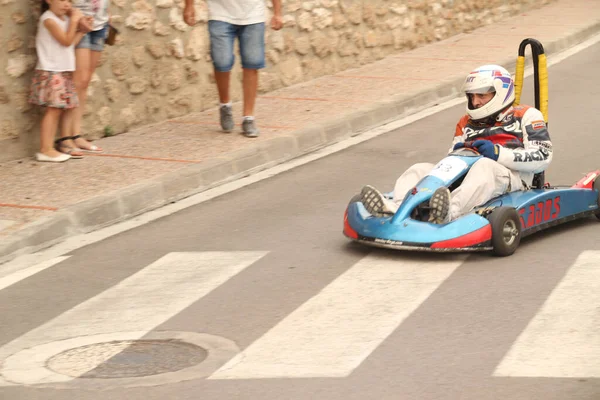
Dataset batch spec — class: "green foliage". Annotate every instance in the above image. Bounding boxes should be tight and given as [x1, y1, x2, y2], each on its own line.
[103, 125, 114, 137]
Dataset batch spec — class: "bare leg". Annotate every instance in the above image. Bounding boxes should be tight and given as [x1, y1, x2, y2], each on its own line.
[67, 48, 91, 148]
[39, 107, 64, 158]
[242, 68, 258, 116]
[56, 108, 83, 157]
[60, 108, 75, 138]
[214, 69, 231, 103]
[70, 48, 103, 151]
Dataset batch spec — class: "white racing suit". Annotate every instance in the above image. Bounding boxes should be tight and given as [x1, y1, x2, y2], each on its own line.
[387, 105, 553, 220]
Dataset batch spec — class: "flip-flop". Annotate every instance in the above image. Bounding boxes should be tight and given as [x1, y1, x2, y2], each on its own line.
[72, 134, 103, 153]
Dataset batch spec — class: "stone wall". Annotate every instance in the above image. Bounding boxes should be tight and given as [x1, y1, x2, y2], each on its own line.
[0, 0, 554, 161]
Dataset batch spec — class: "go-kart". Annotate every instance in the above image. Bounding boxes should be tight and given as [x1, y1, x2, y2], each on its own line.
[343, 146, 600, 256]
[343, 39, 600, 256]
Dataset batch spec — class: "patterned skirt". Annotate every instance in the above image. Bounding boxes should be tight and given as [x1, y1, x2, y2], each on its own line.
[29, 70, 79, 109]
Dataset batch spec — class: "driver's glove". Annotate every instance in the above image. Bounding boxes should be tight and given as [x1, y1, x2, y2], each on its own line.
[453, 142, 465, 150]
[472, 140, 499, 161]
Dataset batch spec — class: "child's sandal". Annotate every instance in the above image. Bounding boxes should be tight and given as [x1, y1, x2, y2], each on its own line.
[72, 134, 103, 153]
[54, 136, 84, 159]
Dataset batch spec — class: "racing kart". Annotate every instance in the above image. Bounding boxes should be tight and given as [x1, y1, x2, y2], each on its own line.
[343, 39, 600, 257]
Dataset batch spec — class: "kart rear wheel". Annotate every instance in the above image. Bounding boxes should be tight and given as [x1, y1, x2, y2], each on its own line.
[487, 207, 521, 257]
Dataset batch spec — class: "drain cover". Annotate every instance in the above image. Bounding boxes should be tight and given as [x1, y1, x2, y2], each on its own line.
[47, 340, 208, 379]
[3, 331, 239, 388]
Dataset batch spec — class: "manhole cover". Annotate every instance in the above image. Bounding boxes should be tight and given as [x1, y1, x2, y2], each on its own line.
[47, 339, 208, 379]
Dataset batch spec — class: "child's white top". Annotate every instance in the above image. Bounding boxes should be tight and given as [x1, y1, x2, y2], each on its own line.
[35, 10, 76, 72]
[207, 0, 266, 25]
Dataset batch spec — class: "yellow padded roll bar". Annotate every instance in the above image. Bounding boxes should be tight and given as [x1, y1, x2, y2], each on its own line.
[515, 38, 548, 123]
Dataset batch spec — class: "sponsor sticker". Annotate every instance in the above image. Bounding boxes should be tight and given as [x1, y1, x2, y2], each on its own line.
[518, 196, 561, 229]
[531, 120, 546, 130]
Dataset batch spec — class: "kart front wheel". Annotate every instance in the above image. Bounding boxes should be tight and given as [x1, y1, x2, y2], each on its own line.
[487, 207, 522, 257]
[349, 194, 362, 207]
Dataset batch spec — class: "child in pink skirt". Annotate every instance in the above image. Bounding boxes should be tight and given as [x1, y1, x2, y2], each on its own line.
[29, 0, 86, 162]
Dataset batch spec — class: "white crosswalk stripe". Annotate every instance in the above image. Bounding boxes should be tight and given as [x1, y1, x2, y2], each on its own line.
[494, 250, 600, 378]
[210, 254, 465, 379]
[0, 256, 70, 292]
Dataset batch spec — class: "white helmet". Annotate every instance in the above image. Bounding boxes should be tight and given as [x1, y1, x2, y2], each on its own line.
[462, 65, 515, 121]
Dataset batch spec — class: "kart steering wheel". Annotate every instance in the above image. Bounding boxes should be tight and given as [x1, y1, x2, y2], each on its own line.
[450, 146, 480, 156]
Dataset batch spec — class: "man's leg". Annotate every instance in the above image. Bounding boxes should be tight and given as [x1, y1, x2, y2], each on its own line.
[214, 70, 231, 104]
[242, 68, 258, 117]
[430, 158, 523, 223]
[209, 20, 236, 132]
[239, 22, 265, 138]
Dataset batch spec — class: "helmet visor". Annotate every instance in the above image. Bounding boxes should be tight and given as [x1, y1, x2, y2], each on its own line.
[464, 86, 496, 94]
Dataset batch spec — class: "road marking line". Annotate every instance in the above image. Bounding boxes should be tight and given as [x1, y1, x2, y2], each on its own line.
[0, 256, 70, 292]
[0, 203, 58, 211]
[494, 250, 600, 378]
[0, 251, 267, 385]
[83, 153, 202, 163]
[209, 254, 464, 379]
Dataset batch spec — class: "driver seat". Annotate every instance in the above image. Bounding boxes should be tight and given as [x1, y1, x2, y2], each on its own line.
[532, 171, 545, 189]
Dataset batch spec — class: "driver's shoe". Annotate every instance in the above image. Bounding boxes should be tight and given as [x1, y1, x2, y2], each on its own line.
[429, 187, 451, 224]
[361, 185, 395, 216]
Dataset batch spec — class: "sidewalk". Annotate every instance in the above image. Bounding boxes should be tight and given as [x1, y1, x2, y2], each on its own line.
[1, 0, 599, 264]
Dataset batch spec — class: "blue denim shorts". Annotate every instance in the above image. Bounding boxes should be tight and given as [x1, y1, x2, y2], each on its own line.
[76, 25, 107, 52]
[208, 21, 265, 72]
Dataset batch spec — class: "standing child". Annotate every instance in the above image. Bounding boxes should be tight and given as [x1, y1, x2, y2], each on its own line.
[30, 0, 85, 162]
[54, 0, 109, 154]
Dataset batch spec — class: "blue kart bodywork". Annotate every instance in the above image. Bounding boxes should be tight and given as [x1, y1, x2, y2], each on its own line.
[343, 148, 600, 256]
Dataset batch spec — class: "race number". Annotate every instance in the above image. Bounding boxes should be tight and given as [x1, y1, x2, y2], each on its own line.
[429, 157, 469, 182]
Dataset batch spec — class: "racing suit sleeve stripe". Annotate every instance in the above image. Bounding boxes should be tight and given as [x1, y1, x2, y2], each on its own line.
[496, 107, 553, 173]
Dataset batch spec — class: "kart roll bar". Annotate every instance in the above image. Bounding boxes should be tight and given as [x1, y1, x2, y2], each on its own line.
[514, 38, 549, 123]
[514, 38, 548, 189]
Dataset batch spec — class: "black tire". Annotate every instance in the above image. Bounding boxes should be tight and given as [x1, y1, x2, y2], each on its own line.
[487, 207, 522, 257]
[594, 178, 600, 220]
[349, 194, 362, 206]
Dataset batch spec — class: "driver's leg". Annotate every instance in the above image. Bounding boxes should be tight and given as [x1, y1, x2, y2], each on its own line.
[392, 163, 435, 202]
[448, 158, 522, 219]
[361, 163, 434, 216]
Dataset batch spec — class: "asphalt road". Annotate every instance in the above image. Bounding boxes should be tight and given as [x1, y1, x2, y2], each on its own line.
[1, 42, 599, 400]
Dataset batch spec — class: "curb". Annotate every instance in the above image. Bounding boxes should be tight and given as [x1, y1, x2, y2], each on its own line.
[1, 22, 599, 265]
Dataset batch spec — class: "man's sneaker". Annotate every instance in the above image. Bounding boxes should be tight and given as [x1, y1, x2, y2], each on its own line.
[360, 185, 395, 216]
[220, 105, 234, 132]
[429, 187, 451, 224]
[242, 118, 259, 138]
